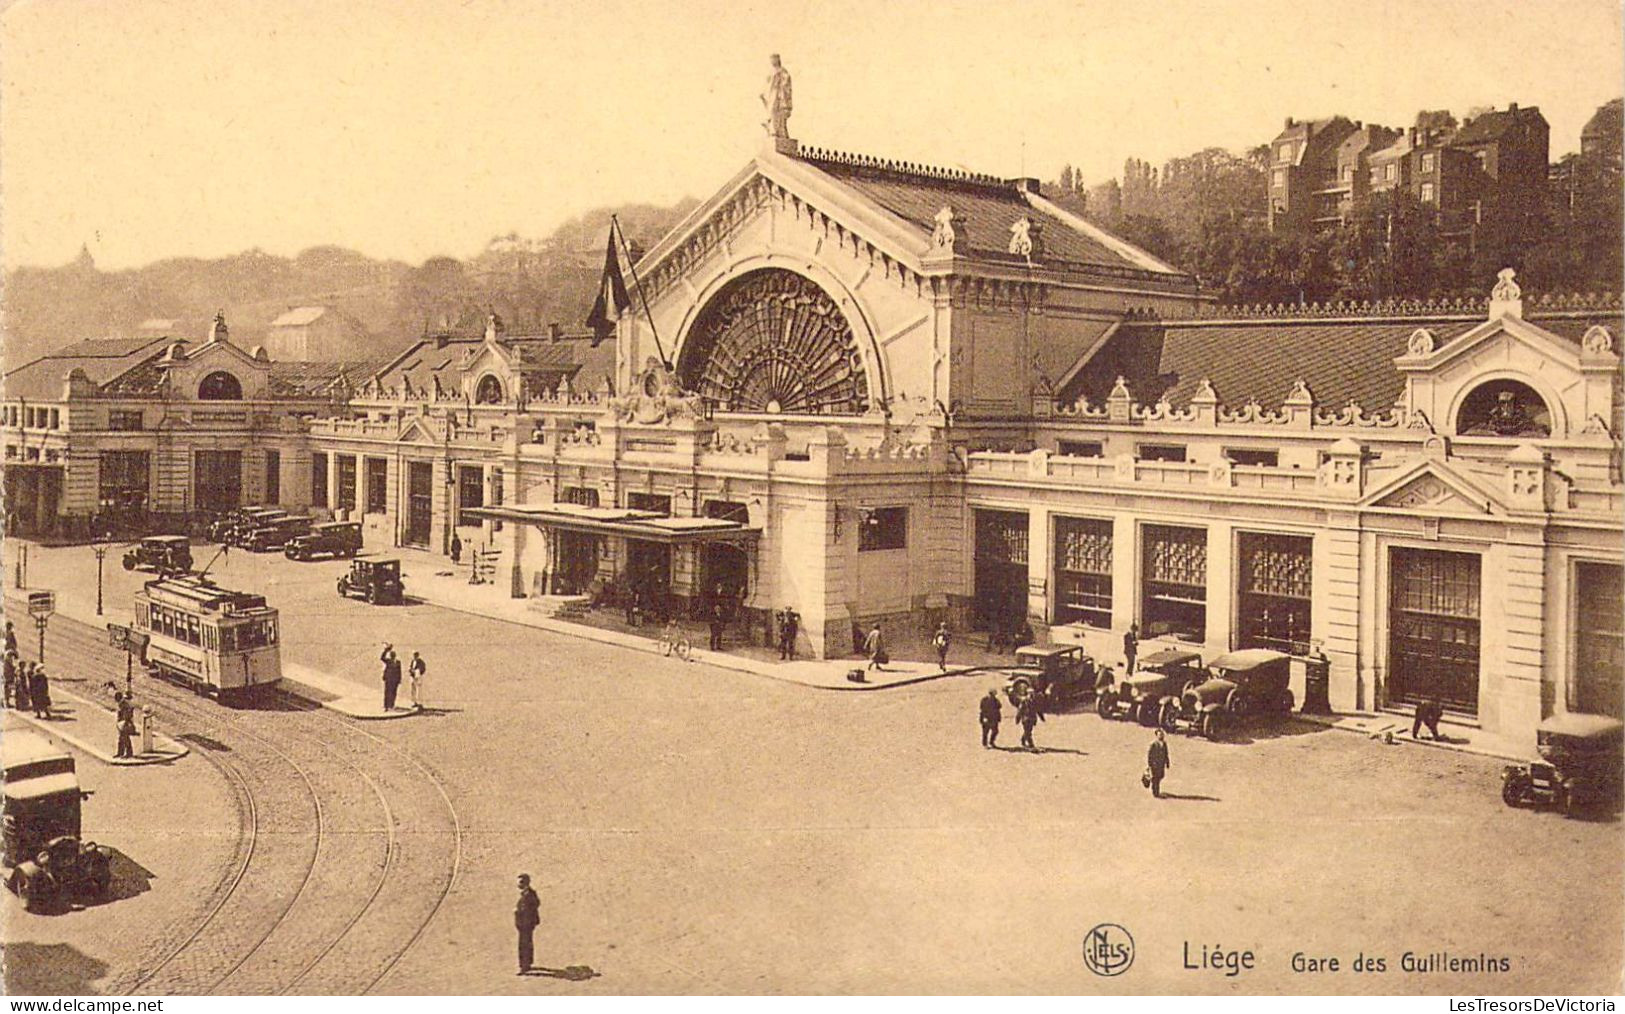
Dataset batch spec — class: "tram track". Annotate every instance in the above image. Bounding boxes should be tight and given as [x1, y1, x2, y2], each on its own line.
[21, 614, 462, 995]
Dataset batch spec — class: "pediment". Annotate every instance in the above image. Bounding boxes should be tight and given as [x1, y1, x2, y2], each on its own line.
[1396, 315, 1583, 375]
[396, 417, 443, 444]
[1363, 460, 1505, 515]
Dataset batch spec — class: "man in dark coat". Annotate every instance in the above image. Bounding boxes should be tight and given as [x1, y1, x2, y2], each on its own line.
[381, 645, 402, 711]
[1017, 692, 1044, 751]
[708, 600, 726, 651]
[29, 664, 51, 719]
[13, 661, 30, 712]
[450, 532, 463, 565]
[933, 622, 952, 671]
[514, 873, 541, 973]
[979, 688, 1002, 748]
[779, 607, 800, 660]
[2, 649, 16, 708]
[115, 692, 137, 759]
[3, 620, 15, 655]
[1147, 728, 1171, 798]
[1123, 622, 1139, 674]
[1412, 697, 1444, 740]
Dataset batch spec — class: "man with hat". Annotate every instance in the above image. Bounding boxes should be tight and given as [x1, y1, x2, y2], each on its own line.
[514, 872, 541, 974]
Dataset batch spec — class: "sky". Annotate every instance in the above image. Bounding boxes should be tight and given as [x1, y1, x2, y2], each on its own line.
[1, 0, 1620, 271]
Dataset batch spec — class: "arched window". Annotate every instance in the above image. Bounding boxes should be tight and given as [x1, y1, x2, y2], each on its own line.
[198, 371, 243, 400]
[1456, 380, 1551, 438]
[475, 374, 504, 405]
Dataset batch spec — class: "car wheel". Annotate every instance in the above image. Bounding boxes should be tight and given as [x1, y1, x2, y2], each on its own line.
[1159, 699, 1181, 732]
[1502, 775, 1528, 808]
[1228, 692, 1248, 718]
[122, 557, 136, 571]
[1201, 710, 1221, 741]
[1096, 692, 1114, 719]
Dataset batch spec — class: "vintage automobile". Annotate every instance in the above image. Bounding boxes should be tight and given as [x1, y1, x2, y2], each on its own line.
[1002, 644, 1098, 709]
[284, 521, 363, 561]
[1097, 647, 1205, 725]
[337, 558, 405, 605]
[4, 731, 112, 912]
[242, 515, 313, 552]
[1502, 713, 1623, 815]
[225, 509, 289, 547]
[1164, 648, 1295, 740]
[121, 534, 193, 574]
[209, 506, 280, 544]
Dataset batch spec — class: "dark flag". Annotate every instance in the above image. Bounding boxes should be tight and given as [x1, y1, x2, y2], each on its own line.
[586, 228, 632, 346]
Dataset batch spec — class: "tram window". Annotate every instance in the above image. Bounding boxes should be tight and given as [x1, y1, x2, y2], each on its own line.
[186, 616, 201, 646]
[219, 626, 236, 652]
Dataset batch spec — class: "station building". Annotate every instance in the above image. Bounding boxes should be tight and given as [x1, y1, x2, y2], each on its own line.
[5, 125, 1621, 747]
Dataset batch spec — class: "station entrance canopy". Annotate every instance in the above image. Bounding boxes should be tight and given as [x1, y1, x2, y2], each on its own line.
[461, 503, 761, 546]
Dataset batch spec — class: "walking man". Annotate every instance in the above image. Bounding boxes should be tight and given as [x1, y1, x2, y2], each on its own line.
[864, 622, 886, 673]
[1123, 622, 1139, 674]
[29, 663, 51, 719]
[115, 692, 137, 759]
[3, 620, 15, 655]
[14, 662, 30, 714]
[381, 644, 402, 712]
[408, 651, 427, 710]
[1017, 692, 1044, 751]
[979, 688, 1002, 748]
[514, 873, 541, 974]
[450, 532, 463, 565]
[3, 649, 16, 708]
[779, 606, 800, 660]
[708, 600, 726, 651]
[933, 622, 952, 672]
[1147, 728, 1171, 798]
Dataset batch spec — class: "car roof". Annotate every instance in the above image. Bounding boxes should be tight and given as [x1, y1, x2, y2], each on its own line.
[145, 535, 190, 545]
[1537, 713, 1624, 738]
[1208, 648, 1291, 670]
[2, 729, 72, 771]
[1142, 648, 1202, 666]
[316, 521, 360, 531]
[4, 771, 81, 801]
[1015, 644, 1079, 657]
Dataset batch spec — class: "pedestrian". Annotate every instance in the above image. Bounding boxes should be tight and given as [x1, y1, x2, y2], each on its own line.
[779, 606, 801, 660]
[13, 662, 31, 713]
[115, 692, 137, 759]
[864, 622, 887, 672]
[1412, 696, 1444, 740]
[933, 622, 952, 671]
[3, 620, 15, 655]
[1146, 728, 1171, 798]
[450, 532, 463, 565]
[380, 644, 402, 711]
[2, 649, 16, 708]
[1017, 691, 1044, 751]
[979, 688, 1002, 748]
[514, 872, 541, 974]
[708, 600, 726, 651]
[408, 651, 426, 710]
[1123, 622, 1139, 674]
[29, 663, 51, 719]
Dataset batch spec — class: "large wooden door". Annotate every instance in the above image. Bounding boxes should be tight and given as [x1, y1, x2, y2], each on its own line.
[406, 462, 433, 547]
[1389, 548, 1482, 712]
[973, 510, 1029, 631]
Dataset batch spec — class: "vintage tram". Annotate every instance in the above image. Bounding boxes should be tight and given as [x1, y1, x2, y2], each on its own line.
[133, 575, 281, 703]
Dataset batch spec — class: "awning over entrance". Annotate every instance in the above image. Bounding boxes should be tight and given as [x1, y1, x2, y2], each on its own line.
[462, 503, 761, 546]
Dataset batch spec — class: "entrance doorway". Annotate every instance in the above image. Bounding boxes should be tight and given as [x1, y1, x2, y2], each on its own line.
[973, 510, 1029, 631]
[553, 532, 599, 594]
[626, 539, 672, 605]
[1389, 547, 1482, 712]
[406, 462, 434, 547]
[193, 451, 243, 512]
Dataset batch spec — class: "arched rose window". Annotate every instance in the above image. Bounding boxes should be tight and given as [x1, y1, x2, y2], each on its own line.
[1456, 380, 1551, 438]
[197, 371, 243, 400]
[678, 269, 870, 415]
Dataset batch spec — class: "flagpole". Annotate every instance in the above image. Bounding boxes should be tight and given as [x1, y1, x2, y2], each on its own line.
[611, 214, 671, 371]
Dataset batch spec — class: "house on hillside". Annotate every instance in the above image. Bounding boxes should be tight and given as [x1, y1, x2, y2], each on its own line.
[265, 306, 370, 361]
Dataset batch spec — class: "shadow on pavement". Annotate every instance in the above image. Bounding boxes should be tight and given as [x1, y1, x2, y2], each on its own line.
[3, 943, 109, 995]
[90, 848, 155, 905]
[525, 965, 601, 981]
[1158, 792, 1222, 802]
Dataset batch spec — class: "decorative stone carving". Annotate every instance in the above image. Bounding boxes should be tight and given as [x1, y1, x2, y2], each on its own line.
[611, 357, 703, 425]
[1008, 217, 1041, 261]
[1406, 328, 1435, 356]
[930, 206, 959, 253]
[761, 54, 792, 139]
[1491, 267, 1521, 303]
[1582, 325, 1614, 354]
[1406, 409, 1434, 432]
[1286, 378, 1314, 404]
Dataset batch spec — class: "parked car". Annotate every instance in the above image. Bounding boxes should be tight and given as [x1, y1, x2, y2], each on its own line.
[121, 535, 193, 574]
[1003, 644, 1098, 709]
[1098, 647, 1205, 725]
[337, 558, 404, 605]
[242, 515, 313, 552]
[4, 731, 111, 912]
[209, 506, 277, 544]
[1502, 713, 1623, 815]
[219, 508, 288, 547]
[1165, 648, 1295, 740]
[284, 521, 363, 561]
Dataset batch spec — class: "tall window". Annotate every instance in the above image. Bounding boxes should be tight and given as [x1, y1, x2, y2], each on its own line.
[1142, 525, 1207, 642]
[859, 507, 907, 551]
[1420, 182, 1436, 203]
[1420, 153, 1436, 173]
[312, 453, 329, 508]
[98, 450, 150, 510]
[265, 450, 281, 505]
[1573, 562, 1623, 718]
[458, 465, 484, 510]
[193, 450, 243, 512]
[1054, 517, 1112, 628]
[365, 457, 388, 513]
[337, 455, 358, 512]
[1237, 533, 1313, 652]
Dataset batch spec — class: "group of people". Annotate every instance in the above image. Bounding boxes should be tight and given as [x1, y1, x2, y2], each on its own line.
[379, 644, 427, 712]
[2, 650, 52, 719]
[773, 606, 800, 660]
[977, 687, 1045, 751]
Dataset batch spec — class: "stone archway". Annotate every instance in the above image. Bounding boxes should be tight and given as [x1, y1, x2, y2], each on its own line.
[677, 268, 870, 414]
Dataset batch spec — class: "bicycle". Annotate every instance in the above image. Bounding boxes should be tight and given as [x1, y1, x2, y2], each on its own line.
[658, 623, 692, 661]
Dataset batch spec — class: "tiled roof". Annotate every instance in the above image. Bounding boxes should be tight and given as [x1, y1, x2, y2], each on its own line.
[1063, 311, 1622, 412]
[270, 357, 396, 396]
[372, 332, 617, 397]
[4, 336, 178, 401]
[793, 149, 1188, 279]
[1453, 106, 1544, 145]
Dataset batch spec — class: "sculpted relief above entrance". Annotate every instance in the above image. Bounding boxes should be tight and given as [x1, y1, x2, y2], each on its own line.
[678, 268, 870, 415]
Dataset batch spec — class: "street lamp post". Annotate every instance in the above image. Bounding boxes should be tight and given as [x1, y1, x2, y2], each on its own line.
[92, 542, 110, 616]
[34, 615, 48, 666]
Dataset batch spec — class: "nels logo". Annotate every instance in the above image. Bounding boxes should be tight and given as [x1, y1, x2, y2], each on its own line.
[1082, 923, 1134, 977]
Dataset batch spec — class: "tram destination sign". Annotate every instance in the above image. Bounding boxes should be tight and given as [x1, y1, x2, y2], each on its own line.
[26, 590, 55, 618]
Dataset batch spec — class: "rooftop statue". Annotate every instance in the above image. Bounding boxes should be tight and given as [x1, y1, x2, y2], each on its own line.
[762, 54, 792, 139]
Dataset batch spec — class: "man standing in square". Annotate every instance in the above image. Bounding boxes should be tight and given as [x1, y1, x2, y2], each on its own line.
[514, 873, 540, 974]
